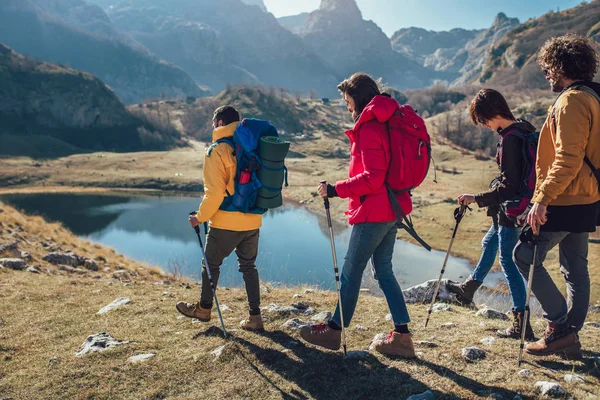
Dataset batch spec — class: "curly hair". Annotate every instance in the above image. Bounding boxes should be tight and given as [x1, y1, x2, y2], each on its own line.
[537, 33, 599, 81]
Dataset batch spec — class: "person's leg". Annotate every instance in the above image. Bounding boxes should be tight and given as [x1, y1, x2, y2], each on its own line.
[370, 224, 415, 358]
[199, 228, 240, 309]
[176, 227, 239, 320]
[471, 224, 500, 283]
[499, 226, 527, 311]
[514, 230, 581, 358]
[331, 222, 396, 328]
[496, 226, 533, 339]
[300, 222, 394, 350]
[371, 224, 409, 326]
[559, 232, 590, 332]
[513, 231, 567, 323]
[234, 229, 264, 331]
[448, 224, 498, 304]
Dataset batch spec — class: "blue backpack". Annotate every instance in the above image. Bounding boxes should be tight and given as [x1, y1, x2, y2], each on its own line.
[208, 118, 287, 214]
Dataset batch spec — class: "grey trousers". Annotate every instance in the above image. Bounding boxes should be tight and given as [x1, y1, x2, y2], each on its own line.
[513, 231, 590, 330]
[199, 228, 260, 311]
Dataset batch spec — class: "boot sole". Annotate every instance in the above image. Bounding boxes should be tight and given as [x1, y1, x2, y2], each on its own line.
[374, 348, 416, 359]
[176, 304, 210, 322]
[525, 343, 582, 360]
[299, 333, 340, 350]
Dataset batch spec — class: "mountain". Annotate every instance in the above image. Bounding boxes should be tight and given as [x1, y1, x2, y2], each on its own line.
[0, 0, 206, 104]
[278, 13, 309, 35]
[391, 13, 520, 87]
[0, 43, 183, 157]
[300, 0, 447, 89]
[479, 1, 600, 88]
[105, 0, 340, 96]
[240, 0, 267, 12]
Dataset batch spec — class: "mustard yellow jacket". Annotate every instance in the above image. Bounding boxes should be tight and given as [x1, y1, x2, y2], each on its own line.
[533, 86, 600, 206]
[194, 122, 262, 231]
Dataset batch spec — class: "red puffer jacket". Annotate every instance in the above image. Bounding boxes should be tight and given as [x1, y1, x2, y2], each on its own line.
[335, 95, 413, 225]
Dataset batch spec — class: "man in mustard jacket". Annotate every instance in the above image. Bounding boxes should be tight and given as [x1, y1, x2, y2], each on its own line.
[176, 106, 264, 331]
[514, 34, 600, 359]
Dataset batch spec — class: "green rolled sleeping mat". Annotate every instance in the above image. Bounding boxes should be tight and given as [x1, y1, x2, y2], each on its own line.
[256, 136, 290, 209]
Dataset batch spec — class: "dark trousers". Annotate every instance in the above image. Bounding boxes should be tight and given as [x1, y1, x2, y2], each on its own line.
[199, 228, 260, 311]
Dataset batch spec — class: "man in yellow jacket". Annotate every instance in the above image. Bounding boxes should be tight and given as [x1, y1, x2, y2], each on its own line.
[514, 34, 600, 359]
[176, 106, 264, 331]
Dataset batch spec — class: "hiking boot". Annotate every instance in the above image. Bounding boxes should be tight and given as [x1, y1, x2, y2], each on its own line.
[372, 331, 416, 358]
[447, 277, 481, 305]
[525, 322, 582, 360]
[175, 301, 211, 321]
[299, 323, 341, 350]
[497, 310, 535, 341]
[240, 314, 264, 332]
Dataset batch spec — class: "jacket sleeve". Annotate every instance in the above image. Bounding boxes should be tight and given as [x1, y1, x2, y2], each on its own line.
[532, 94, 590, 205]
[195, 149, 228, 223]
[335, 124, 388, 199]
[475, 135, 523, 208]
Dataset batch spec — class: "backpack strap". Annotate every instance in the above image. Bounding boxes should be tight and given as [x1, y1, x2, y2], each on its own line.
[207, 137, 235, 157]
[386, 183, 432, 251]
[551, 84, 600, 186]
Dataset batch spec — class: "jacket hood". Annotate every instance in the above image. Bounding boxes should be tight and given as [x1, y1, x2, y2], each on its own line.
[354, 94, 400, 130]
[500, 119, 536, 136]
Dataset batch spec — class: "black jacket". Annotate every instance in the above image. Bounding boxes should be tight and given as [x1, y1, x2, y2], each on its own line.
[475, 120, 536, 227]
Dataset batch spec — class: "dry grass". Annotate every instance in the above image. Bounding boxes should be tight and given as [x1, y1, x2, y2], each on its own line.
[0, 269, 599, 399]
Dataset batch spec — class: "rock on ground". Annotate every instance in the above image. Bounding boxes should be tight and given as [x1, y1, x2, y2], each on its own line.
[461, 347, 486, 362]
[432, 303, 452, 312]
[310, 311, 332, 324]
[43, 252, 79, 267]
[535, 381, 565, 397]
[281, 318, 310, 331]
[0, 258, 27, 270]
[369, 333, 387, 351]
[97, 297, 131, 315]
[127, 353, 156, 363]
[76, 332, 130, 357]
[263, 303, 315, 317]
[564, 374, 585, 384]
[476, 307, 509, 321]
[402, 279, 460, 304]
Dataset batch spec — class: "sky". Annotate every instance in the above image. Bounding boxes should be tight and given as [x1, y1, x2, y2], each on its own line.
[263, 0, 583, 36]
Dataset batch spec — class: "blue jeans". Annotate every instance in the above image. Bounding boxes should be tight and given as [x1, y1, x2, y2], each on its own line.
[331, 221, 410, 327]
[471, 224, 526, 311]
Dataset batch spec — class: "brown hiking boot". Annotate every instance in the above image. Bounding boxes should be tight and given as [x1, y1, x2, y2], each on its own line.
[525, 323, 581, 360]
[240, 314, 264, 332]
[447, 277, 481, 306]
[497, 310, 535, 341]
[175, 301, 211, 321]
[372, 331, 416, 358]
[299, 323, 341, 350]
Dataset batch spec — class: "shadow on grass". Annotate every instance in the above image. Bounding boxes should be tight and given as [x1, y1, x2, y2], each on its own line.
[232, 329, 433, 400]
[534, 349, 600, 379]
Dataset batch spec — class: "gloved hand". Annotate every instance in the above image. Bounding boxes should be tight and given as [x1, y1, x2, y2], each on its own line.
[326, 184, 338, 198]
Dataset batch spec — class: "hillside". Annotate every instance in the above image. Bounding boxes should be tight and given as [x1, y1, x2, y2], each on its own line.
[479, 1, 600, 88]
[0, 0, 206, 104]
[0, 201, 599, 399]
[0, 43, 184, 158]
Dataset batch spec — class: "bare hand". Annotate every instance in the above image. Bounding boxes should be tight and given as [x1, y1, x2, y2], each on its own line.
[317, 182, 328, 198]
[526, 202, 547, 235]
[457, 194, 476, 206]
[189, 214, 200, 228]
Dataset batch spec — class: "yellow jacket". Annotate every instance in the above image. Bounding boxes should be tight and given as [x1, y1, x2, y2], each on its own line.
[533, 87, 600, 206]
[195, 122, 262, 231]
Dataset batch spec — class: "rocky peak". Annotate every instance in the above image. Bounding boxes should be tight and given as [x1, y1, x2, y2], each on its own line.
[491, 12, 519, 31]
[319, 0, 362, 19]
[240, 0, 267, 12]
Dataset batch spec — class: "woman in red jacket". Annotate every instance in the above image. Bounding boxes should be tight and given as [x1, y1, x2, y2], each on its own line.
[299, 73, 416, 358]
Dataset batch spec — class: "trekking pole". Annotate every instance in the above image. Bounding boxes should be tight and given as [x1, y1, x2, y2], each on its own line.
[189, 211, 227, 338]
[518, 235, 537, 367]
[320, 180, 347, 356]
[425, 205, 469, 327]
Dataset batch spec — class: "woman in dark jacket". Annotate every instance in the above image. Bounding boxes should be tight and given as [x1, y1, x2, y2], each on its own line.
[450, 88, 535, 340]
[299, 73, 416, 358]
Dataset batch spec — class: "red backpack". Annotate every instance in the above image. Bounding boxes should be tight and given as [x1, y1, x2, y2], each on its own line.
[385, 105, 433, 250]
